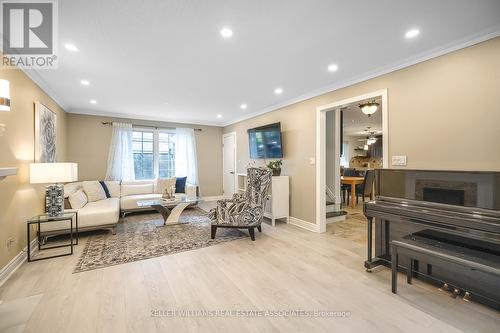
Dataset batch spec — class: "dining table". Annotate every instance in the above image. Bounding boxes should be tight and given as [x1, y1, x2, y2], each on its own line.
[341, 176, 365, 208]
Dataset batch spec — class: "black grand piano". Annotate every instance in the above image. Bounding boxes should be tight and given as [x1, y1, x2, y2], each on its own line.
[363, 169, 500, 309]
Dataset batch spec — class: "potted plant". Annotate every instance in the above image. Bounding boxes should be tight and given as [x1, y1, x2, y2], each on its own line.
[266, 160, 283, 176]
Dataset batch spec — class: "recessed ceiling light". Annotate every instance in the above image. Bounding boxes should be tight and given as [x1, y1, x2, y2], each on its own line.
[64, 43, 79, 52]
[220, 27, 233, 39]
[328, 64, 338, 72]
[274, 87, 283, 95]
[217, 114, 222, 118]
[89, 99, 97, 104]
[80, 80, 90, 86]
[240, 104, 247, 110]
[405, 29, 420, 39]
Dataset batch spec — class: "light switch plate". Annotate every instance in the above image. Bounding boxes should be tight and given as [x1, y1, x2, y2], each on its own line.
[309, 157, 316, 165]
[391, 155, 407, 166]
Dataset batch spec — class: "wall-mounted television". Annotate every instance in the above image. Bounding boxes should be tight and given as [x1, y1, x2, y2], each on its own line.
[247, 122, 283, 159]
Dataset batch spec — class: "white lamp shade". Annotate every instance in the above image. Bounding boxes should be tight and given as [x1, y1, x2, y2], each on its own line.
[30, 163, 78, 184]
[0, 79, 10, 112]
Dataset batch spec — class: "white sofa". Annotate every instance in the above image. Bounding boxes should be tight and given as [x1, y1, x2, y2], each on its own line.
[40, 179, 198, 236]
[119, 180, 197, 215]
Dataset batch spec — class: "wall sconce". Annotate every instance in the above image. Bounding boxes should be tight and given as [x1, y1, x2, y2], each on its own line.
[0, 79, 11, 111]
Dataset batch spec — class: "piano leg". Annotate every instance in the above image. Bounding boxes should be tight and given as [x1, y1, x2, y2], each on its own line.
[367, 216, 373, 270]
[391, 245, 398, 293]
[364, 217, 386, 271]
[407, 259, 413, 284]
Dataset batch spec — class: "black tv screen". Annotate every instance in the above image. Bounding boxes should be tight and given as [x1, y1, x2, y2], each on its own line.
[248, 123, 283, 159]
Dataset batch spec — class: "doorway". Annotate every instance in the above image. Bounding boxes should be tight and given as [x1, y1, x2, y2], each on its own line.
[222, 132, 237, 198]
[316, 89, 388, 233]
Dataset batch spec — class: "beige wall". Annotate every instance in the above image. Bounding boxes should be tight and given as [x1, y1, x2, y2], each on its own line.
[0, 69, 67, 270]
[67, 114, 223, 197]
[224, 37, 500, 224]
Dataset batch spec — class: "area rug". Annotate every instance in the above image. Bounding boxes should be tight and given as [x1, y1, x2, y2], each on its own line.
[327, 211, 368, 245]
[74, 207, 244, 273]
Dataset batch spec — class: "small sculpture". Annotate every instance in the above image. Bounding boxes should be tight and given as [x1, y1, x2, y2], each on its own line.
[162, 185, 176, 200]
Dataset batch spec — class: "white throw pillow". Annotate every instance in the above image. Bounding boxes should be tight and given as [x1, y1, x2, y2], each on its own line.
[82, 181, 107, 202]
[68, 189, 88, 209]
[105, 180, 121, 198]
[155, 177, 176, 194]
[121, 183, 154, 197]
[64, 182, 82, 198]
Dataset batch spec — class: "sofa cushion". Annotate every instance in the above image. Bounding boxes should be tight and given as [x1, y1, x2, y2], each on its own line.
[64, 182, 82, 198]
[40, 198, 120, 233]
[121, 180, 155, 186]
[68, 189, 88, 209]
[155, 177, 176, 194]
[120, 193, 162, 210]
[82, 181, 107, 202]
[121, 183, 154, 197]
[105, 180, 121, 198]
[175, 177, 187, 193]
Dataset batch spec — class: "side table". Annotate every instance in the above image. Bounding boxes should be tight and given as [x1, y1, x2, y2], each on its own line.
[27, 212, 78, 262]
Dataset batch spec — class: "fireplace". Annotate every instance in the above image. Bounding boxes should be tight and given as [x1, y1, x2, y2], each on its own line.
[423, 187, 465, 206]
[415, 179, 477, 207]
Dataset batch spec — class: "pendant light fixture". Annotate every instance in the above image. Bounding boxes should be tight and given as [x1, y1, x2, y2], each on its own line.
[359, 100, 379, 116]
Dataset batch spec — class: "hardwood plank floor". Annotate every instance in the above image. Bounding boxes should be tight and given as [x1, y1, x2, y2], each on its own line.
[0, 209, 498, 333]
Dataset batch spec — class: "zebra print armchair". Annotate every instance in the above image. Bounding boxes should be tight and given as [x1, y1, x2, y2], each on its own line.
[208, 167, 272, 241]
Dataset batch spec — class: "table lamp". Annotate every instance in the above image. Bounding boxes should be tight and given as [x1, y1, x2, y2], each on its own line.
[30, 163, 78, 216]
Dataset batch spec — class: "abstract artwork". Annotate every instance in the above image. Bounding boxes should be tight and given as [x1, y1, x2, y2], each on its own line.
[34, 102, 56, 162]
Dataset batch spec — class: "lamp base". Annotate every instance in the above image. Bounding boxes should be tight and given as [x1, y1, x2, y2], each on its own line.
[46, 184, 64, 217]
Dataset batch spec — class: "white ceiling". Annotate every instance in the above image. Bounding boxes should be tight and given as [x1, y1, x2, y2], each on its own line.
[25, 0, 500, 126]
[343, 97, 382, 137]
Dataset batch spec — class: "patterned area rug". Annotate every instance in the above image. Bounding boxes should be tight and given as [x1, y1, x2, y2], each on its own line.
[74, 207, 244, 273]
[327, 211, 368, 245]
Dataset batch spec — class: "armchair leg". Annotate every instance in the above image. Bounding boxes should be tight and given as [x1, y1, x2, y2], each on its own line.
[248, 227, 256, 241]
[211, 225, 217, 239]
[257, 225, 262, 232]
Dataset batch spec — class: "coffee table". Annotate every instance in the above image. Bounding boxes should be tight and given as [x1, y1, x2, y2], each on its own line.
[137, 197, 200, 226]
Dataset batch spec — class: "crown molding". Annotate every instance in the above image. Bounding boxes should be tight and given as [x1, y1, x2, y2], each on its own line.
[20, 68, 68, 111]
[67, 108, 223, 127]
[221, 26, 500, 127]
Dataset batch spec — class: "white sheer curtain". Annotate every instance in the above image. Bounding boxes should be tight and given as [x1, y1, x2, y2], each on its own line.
[105, 122, 135, 181]
[175, 127, 198, 185]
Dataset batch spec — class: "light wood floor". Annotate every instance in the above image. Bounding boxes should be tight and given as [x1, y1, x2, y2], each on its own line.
[0, 207, 499, 333]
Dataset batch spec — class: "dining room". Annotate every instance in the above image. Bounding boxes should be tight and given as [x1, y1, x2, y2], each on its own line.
[324, 92, 385, 241]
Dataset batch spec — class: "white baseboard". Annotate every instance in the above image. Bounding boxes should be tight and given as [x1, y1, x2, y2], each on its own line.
[201, 195, 224, 201]
[289, 216, 320, 233]
[0, 239, 38, 288]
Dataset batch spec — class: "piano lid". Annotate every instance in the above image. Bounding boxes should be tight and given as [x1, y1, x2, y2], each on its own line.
[376, 169, 500, 211]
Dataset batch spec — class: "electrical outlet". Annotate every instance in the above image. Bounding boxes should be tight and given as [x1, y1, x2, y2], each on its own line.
[6, 237, 15, 250]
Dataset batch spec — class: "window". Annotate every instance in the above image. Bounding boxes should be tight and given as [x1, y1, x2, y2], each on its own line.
[132, 129, 176, 180]
[158, 132, 176, 178]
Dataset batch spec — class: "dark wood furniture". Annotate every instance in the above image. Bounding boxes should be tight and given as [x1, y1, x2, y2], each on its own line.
[364, 169, 500, 310]
[390, 231, 500, 295]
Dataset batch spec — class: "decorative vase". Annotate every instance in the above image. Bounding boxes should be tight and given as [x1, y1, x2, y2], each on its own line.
[272, 168, 281, 176]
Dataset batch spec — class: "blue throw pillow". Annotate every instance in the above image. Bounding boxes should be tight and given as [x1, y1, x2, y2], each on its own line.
[175, 177, 187, 193]
[99, 181, 111, 198]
